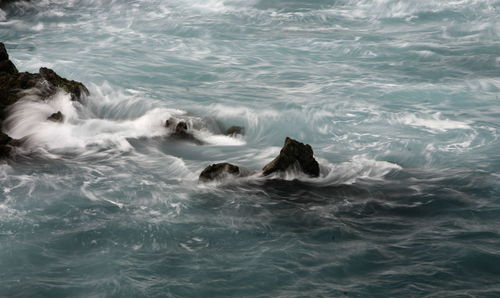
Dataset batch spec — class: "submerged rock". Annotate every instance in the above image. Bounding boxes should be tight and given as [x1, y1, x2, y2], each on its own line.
[199, 163, 241, 182]
[262, 137, 319, 177]
[47, 111, 64, 122]
[225, 126, 244, 136]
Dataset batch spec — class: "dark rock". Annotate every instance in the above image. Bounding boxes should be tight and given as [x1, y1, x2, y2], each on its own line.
[0, 59, 18, 74]
[165, 117, 204, 145]
[262, 137, 320, 177]
[165, 118, 173, 128]
[0, 43, 18, 75]
[0, 42, 8, 61]
[47, 111, 64, 122]
[0, 131, 15, 158]
[175, 121, 188, 134]
[39, 67, 89, 101]
[199, 162, 241, 182]
[225, 126, 244, 136]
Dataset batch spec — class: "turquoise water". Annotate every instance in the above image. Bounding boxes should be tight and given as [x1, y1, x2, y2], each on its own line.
[1, 0, 500, 296]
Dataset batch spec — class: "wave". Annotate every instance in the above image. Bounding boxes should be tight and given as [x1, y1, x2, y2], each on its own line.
[2, 85, 245, 155]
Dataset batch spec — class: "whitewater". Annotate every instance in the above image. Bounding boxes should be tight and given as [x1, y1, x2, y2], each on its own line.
[1, 0, 499, 296]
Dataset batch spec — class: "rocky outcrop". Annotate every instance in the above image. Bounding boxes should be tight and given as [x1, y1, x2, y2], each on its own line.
[0, 42, 89, 158]
[199, 137, 320, 182]
[199, 163, 241, 182]
[0, 43, 88, 111]
[262, 137, 319, 177]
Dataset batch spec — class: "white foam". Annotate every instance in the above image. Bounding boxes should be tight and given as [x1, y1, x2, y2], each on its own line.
[394, 113, 471, 132]
[3, 90, 174, 152]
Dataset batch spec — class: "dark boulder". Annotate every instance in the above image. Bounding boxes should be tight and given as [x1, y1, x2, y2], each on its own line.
[47, 111, 64, 122]
[225, 126, 244, 136]
[262, 137, 319, 177]
[199, 162, 241, 182]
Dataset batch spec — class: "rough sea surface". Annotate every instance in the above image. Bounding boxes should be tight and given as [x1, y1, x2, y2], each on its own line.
[1, 0, 500, 297]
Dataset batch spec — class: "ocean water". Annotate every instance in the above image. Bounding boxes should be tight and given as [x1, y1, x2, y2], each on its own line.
[1, 0, 500, 296]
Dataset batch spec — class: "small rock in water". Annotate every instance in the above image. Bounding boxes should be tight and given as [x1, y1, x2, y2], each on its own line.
[199, 163, 241, 182]
[165, 117, 204, 145]
[262, 137, 320, 177]
[225, 126, 244, 136]
[47, 111, 64, 122]
[174, 121, 188, 135]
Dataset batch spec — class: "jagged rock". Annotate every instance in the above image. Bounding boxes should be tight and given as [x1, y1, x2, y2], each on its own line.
[262, 137, 319, 177]
[199, 163, 241, 181]
[0, 43, 18, 75]
[225, 126, 244, 136]
[0, 42, 8, 61]
[0, 43, 89, 111]
[0, 59, 18, 74]
[39, 67, 89, 101]
[47, 111, 64, 122]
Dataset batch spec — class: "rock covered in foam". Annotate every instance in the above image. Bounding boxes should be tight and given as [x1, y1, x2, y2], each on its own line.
[225, 125, 244, 136]
[262, 137, 319, 177]
[165, 117, 204, 145]
[47, 111, 64, 122]
[0, 42, 89, 158]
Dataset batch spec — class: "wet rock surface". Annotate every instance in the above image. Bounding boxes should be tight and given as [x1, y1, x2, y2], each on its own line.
[262, 137, 320, 177]
[47, 111, 64, 122]
[165, 117, 204, 145]
[225, 126, 244, 136]
[199, 163, 241, 182]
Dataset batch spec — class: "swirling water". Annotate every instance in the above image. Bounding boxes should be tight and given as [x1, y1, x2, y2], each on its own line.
[1, 0, 500, 296]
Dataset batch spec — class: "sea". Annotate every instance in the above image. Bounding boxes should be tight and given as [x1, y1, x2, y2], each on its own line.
[0, 0, 499, 297]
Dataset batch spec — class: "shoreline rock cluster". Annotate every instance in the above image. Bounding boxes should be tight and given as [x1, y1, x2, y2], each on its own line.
[0, 42, 89, 157]
[0, 43, 322, 182]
